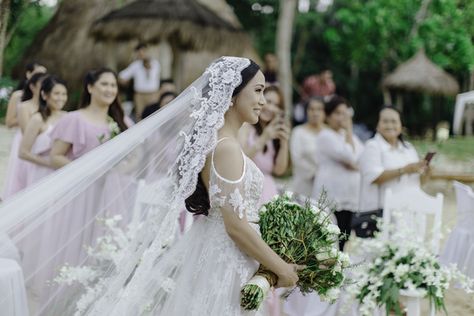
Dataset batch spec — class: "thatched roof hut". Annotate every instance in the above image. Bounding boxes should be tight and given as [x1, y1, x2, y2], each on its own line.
[15, 0, 258, 94]
[91, 0, 256, 88]
[383, 49, 459, 96]
[13, 0, 136, 93]
[91, 0, 247, 51]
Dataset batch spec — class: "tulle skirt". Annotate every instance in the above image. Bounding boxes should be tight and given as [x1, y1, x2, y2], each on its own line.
[101, 213, 266, 316]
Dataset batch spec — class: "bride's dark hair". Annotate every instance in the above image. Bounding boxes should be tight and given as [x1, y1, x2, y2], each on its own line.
[185, 60, 260, 216]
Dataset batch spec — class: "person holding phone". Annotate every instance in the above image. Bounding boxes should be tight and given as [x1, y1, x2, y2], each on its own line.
[239, 84, 290, 204]
[358, 105, 429, 236]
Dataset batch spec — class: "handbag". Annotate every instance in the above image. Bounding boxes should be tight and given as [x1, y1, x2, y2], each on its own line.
[352, 209, 383, 238]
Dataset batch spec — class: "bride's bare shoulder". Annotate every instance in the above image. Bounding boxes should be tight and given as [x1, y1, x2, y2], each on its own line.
[212, 138, 245, 181]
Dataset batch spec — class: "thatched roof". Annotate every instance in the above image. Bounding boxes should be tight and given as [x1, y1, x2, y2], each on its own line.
[14, 0, 258, 93]
[91, 0, 247, 51]
[13, 0, 136, 92]
[383, 49, 459, 96]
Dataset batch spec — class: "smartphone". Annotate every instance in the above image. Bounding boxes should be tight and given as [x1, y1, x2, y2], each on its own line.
[424, 152, 436, 164]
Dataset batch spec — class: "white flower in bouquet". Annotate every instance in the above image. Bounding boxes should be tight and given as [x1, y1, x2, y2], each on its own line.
[284, 191, 294, 198]
[338, 252, 351, 268]
[326, 223, 340, 235]
[321, 287, 340, 302]
[316, 249, 332, 261]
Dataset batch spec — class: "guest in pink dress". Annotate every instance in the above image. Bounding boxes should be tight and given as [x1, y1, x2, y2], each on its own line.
[50, 69, 129, 166]
[5, 62, 47, 129]
[19, 76, 68, 187]
[239, 84, 291, 315]
[20, 69, 130, 301]
[239, 85, 290, 203]
[2, 72, 48, 200]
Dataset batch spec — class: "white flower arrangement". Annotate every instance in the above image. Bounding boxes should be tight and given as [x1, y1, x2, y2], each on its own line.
[347, 215, 474, 316]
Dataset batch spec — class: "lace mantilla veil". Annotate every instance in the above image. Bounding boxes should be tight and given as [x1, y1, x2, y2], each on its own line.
[0, 56, 251, 315]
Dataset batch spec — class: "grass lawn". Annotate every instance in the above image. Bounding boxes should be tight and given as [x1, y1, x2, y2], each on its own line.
[411, 136, 474, 163]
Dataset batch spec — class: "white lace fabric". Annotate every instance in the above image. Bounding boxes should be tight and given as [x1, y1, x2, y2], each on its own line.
[97, 148, 265, 316]
[0, 56, 271, 315]
[209, 150, 264, 228]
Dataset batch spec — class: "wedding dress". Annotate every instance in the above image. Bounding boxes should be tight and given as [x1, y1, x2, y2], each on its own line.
[0, 57, 269, 315]
[96, 139, 266, 315]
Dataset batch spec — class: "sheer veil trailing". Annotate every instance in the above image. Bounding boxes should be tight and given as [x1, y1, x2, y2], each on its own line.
[0, 57, 251, 315]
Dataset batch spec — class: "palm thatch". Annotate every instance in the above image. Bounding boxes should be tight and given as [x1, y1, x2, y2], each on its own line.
[383, 49, 459, 96]
[14, 0, 258, 93]
[13, 0, 136, 92]
[91, 0, 247, 51]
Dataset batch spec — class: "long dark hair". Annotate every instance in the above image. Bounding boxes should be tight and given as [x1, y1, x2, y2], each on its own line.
[254, 84, 285, 160]
[15, 61, 46, 91]
[38, 75, 67, 121]
[185, 59, 261, 216]
[21, 72, 48, 102]
[80, 68, 128, 132]
[378, 104, 407, 147]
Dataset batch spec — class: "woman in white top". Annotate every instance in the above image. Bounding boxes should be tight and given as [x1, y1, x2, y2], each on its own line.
[312, 96, 364, 250]
[359, 106, 427, 213]
[290, 97, 325, 197]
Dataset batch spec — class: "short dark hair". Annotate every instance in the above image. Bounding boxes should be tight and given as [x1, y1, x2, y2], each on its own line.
[324, 95, 350, 117]
[135, 43, 148, 51]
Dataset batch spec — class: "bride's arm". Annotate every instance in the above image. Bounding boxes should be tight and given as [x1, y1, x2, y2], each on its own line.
[212, 140, 299, 288]
[221, 206, 298, 288]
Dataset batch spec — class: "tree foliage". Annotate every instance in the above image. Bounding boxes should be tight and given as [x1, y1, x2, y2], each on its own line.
[3, 1, 54, 75]
[229, 0, 474, 134]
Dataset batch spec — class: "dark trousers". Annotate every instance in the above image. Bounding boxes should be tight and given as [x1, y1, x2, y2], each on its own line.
[334, 210, 353, 251]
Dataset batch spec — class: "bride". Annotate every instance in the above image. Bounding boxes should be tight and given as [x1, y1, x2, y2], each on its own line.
[0, 57, 299, 315]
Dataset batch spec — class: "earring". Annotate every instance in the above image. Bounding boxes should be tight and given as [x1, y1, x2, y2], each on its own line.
[230, 101, 234, 106]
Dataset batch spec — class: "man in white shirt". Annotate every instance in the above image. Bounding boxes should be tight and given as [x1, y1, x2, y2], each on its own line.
[119, 43, 161, 121]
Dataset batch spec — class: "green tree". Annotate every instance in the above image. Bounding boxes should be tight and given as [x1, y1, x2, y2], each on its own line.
[1, 0, 54, 76]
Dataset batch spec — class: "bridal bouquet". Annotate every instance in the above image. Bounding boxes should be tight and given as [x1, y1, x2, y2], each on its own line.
[241, 193, 350, 310]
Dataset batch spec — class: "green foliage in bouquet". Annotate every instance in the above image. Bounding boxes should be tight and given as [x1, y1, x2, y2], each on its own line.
[241, 193, 350, 310]
[259, 194, 345, 293]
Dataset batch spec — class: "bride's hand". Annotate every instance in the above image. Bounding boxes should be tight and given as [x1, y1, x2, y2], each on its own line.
[275, 263, 305, 288]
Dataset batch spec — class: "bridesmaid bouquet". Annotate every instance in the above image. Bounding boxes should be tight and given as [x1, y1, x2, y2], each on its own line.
[241, 193, 350, 310]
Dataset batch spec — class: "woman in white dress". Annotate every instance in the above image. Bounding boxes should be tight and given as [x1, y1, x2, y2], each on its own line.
[19, 76, 67, 187]
[87, 58, 303, 315]
[0, 57, 305, 316]
[358, 106, 427, 215]
[312, 96, 364, 251]
[290, 97, 325, 198]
